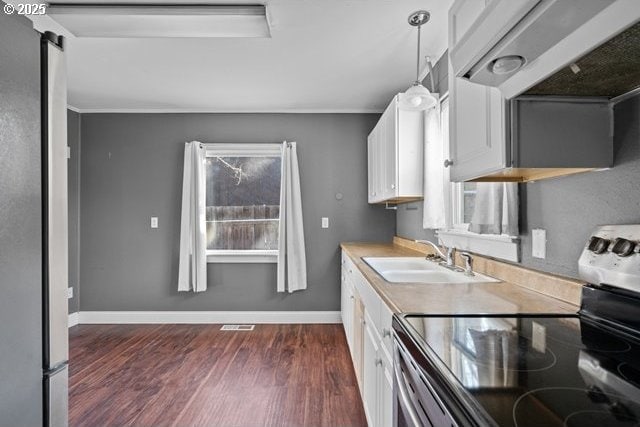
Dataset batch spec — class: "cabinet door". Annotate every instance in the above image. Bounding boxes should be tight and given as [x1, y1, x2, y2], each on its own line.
[352, 295, 365, 391]
[340, 268, 354, 350]
[367, 132, 377, 203]
[362, 313, 380, 427]
[382, 101, 397, 200]
[378, 357, 394, 427]
[448, 0, 507, 182]
[375, 117, 386, 202]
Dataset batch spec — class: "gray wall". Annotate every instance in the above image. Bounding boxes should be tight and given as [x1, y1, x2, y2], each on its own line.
[0, 8, 44, 425]
[68, 110, 81, 314]
[519, 94, 640, 278]
[396, 50, 640, 279]
[79, 113, 395, 311]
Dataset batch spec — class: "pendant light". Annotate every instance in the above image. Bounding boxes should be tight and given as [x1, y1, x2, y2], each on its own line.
[399, 10, 437, 111]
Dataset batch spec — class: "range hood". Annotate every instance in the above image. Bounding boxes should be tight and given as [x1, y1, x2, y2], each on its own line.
[450, 0, 616, 88]
[525, 21, 640, 100]
[451, 0, 640, 101]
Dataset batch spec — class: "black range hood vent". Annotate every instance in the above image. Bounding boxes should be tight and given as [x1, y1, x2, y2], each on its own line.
[525, 21, 640, 99]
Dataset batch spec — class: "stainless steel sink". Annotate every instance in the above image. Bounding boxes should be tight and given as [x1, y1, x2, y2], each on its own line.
[362, 257, 499, 284]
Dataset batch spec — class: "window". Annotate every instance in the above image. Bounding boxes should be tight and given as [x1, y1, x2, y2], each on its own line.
[451, 182, 478, 231]
[204, 144, 282, 263]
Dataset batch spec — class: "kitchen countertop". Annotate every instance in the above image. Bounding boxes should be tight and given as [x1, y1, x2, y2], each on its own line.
[341, 242, 579, 315]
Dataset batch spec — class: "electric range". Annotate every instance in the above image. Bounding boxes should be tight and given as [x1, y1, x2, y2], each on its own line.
[392, 225, 640, 427]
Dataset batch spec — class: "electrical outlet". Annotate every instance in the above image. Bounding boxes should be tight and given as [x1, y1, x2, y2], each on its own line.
[151, 216, 158, 229]
[532, 229, 546, 259]
[67, 287, 73, 299]
[532, 321, 546, 353]
[321, 217, 329, 229]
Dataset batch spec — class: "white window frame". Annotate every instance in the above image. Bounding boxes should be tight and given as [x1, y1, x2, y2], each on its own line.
[204, 143, 282, 264]
[435, 95, 520, 262]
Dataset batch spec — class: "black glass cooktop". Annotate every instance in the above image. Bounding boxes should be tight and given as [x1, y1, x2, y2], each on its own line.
[401, 314, 640, 427]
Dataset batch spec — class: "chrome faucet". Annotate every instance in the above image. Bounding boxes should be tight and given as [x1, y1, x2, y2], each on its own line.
[416, 240, 456, 269]
[460, 252, 474, 276]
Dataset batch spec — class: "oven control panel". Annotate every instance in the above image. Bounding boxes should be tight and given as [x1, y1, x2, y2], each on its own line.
[579, 225, 640, 293]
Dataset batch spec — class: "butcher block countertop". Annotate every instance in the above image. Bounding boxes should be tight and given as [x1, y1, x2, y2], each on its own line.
[340, 239, 582, 315]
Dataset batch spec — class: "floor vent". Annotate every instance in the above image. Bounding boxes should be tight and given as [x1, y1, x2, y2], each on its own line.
[220, 324, 255, 331]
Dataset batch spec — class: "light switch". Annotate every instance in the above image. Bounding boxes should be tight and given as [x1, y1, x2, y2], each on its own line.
[321, 217, 329, 229]
[151, 216, 159, 229]
[532, 228, 546, 259]
[67, 287, 73, 299]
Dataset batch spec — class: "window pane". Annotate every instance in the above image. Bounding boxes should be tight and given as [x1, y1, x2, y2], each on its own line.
[462, 182, 477, 224]
[205, 156, 281, 250]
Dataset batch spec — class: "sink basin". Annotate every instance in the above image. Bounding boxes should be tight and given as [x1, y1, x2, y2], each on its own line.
[362, 257, 441, 272]
[362, 257, 499, 284]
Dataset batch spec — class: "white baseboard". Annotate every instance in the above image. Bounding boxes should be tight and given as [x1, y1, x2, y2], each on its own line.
[68, 312, 79, 328]
[76, 311, 341, 325]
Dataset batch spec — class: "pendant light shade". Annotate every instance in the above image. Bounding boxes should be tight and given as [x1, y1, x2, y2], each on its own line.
[399, 82, 438, 110]
[399, 10, 438, 111]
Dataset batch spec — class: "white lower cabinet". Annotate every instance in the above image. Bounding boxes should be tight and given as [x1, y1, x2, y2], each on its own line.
[362, 311, 379, 425]
[341, 250, 394, 427]
[340, 254, 355, 350]
[379, 352, 394, 427]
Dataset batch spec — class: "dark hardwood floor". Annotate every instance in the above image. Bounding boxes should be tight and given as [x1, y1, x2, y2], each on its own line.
[69, 324, 367, 427]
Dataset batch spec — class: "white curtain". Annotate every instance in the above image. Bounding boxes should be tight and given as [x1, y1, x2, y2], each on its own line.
[177, 141, 208, 292]
[469, 183, 519, 236]
[423, 96, 450, 230]
[277, 141, 307, 293]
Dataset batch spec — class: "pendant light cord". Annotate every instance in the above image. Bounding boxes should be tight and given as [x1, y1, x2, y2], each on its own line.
[416, 23, 421, 84]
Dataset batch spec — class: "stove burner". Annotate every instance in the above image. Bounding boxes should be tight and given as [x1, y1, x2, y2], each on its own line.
[618, 363, 640, 389]
[513, 387, 640, 427]
[564, 410, 638, 427]
[545, 323, 631, 354]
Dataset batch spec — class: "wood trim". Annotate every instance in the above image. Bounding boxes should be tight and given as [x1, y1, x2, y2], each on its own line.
[77, 311, 342, 324]
[469, 167, 597, 182]
[373, 196, 424, 205]
[393, 236, 583, 306]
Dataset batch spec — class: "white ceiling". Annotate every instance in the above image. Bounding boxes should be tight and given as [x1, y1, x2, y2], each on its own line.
[20, 0, 453, 112]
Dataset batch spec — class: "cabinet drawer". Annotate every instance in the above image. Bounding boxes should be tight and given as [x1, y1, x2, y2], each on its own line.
[343, 252, 356, 274]
[353, 269, 382, 333]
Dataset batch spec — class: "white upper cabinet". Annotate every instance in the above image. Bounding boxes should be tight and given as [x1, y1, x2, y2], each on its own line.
[448, 0, 508, 182]
[367, 95, 424, 204]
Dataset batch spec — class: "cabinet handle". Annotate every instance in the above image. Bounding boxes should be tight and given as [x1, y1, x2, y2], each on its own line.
[383, 329, 391, 338]
[391, 184, 396, 189]
[444, 159, 454, 168]
[375, 358, 383, 367]
[350, 295, 354, 300]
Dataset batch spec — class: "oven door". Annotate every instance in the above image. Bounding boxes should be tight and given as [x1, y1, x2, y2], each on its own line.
[393, 336, 459, 427]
